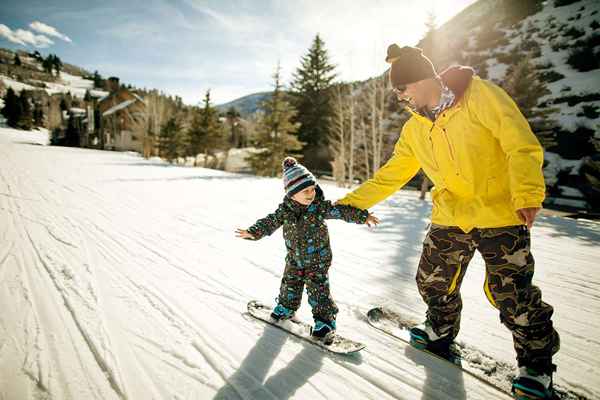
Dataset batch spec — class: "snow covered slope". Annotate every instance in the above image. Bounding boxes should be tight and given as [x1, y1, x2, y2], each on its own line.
[1, 127, 598, 399]
[0, 70, 108, 99]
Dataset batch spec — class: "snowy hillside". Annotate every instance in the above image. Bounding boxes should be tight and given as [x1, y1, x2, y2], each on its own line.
[1, 127, 599, 399]
[216, 92, 271, 117]
[424, 0, 600, 211]
[0, 70, 107, 99]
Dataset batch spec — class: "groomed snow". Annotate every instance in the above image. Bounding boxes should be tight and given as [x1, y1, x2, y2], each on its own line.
[0, 127, 598, 400]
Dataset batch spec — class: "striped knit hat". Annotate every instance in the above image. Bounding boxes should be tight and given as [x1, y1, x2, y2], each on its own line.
[282, 157, 316, 197]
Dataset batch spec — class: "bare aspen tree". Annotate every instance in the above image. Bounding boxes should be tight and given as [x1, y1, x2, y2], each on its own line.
[360, 118, 371, 180]
[369, 79, 378, 177]
[329, 84, 347, 186]
[143, 91, 170, 158]
[47, 96, 62, 131]
[348, 83, 356, 186]
[123, 99, 150, 157]
[376, 77, 386, 172]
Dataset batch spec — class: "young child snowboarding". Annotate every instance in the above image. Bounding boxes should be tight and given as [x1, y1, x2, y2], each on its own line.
[236, 157, 379, 339]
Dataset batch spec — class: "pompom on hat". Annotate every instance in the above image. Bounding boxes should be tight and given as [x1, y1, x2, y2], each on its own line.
[386, 44, 437, 88]
[282, 157, 316, 197]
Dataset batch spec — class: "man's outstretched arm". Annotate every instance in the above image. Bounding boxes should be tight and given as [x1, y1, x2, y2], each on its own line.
[338, 129, 421, 209]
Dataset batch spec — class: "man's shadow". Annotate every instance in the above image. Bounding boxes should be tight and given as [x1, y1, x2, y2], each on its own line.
[404, 345, 466, 400]
[213, 324, 325, 400]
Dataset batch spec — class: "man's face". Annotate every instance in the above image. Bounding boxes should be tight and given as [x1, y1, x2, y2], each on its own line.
[394, 80, 427, 110]
[291, 185, 316, 205]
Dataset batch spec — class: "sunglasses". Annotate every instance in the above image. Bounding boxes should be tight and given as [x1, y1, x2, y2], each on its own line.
[392, 84, 408, 100]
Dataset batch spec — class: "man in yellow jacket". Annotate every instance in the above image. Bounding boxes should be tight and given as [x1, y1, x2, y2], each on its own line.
[338, 45, 559, 399]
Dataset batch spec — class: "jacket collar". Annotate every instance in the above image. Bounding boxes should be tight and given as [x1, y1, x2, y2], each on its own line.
[439, 65, 475, 106]
[406, 65, 475, 123]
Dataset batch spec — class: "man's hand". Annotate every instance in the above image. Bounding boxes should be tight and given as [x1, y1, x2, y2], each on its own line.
[235, 228, 255, 240]
[516, 207, 540, 229]
[366, 213, 380, 228]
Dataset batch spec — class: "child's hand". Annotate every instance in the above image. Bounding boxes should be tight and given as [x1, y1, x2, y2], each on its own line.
[365, 213, 380, 228]
[235, 228, 255, 240]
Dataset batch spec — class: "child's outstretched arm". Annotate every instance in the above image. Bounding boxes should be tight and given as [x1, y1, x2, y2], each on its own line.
[235, 229, 255, 240]
[322, 200, 379, 227]
[236, 203, 285, 240]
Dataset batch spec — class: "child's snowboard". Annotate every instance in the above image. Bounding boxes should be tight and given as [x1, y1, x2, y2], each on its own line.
[247, 300, 365, 354]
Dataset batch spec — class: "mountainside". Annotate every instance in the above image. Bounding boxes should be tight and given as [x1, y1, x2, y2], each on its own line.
[414, 0, 600, 211]
[0, 49, 107, 99]
[215, 1, 599, 213]
[215, 91, 271, 116]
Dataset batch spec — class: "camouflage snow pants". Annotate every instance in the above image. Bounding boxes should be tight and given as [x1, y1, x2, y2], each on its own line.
[277, 258, 338, 323]
[416, 224, 560, 368]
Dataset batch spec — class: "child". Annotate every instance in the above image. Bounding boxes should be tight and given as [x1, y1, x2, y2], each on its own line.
[236, 157, 379, 338]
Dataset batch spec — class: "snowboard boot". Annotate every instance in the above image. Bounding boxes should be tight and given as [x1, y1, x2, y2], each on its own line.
[311, 319, 336, 345]
[270, 304, 295, 321]
[512, 363, 557, 400]
[410, 320, 453, 358]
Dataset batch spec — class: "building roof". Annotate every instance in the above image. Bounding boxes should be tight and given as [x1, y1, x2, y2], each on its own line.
[102, 98, 137, 117]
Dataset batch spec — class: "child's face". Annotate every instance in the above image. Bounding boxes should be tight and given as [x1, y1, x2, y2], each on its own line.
[291, 185, 316, 205]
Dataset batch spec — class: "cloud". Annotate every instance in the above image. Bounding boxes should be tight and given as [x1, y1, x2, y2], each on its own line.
[182, 1, 263, 34]
[29, 21, 72, 42]
[0, 24, 54, 48]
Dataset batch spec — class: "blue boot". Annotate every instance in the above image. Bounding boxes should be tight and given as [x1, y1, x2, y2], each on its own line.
[270, 304, 294, 321]
[312, 319, 336, 338]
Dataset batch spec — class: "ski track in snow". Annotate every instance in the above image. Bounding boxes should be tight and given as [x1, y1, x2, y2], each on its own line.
[1, 127, 598, 400]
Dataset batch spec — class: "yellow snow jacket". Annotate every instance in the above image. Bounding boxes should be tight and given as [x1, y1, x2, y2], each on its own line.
[338, 67, 545, 233]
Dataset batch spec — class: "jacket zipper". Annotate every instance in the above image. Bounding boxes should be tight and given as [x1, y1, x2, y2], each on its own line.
[442, 129, 455, 160]
[441, 128, 460, 176]
[428, 124, 440, 169]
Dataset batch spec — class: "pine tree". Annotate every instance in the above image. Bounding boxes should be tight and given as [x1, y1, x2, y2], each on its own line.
[225, 106, 242, 148]
[290, 34, 337, 172]
[52, 55, 63, 76]
[248, 63, 303, 177]
[84, 89, 92, 103]
[42, 55, 54, 75]
[187, 90, 223, 166]
[17, 91, 33, 130]
[14, 53, 22, 66]
[159, 117, 183, 163]
[64, 115, 80, 147]
[60, 97, 69, 112]
[503, 55, 555, 148]
[187, 107, 204, 162]
[1, 88, 21, 128]
[93, 71, 104, 89]
[33, 102, 44, 127]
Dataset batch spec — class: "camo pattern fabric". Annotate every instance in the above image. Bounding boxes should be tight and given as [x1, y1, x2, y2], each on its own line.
[416, 223, 559, 368]
[248, 185, 368, 323]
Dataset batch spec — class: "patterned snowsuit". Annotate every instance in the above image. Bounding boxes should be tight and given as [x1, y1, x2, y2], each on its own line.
[248, 186, 368, 323]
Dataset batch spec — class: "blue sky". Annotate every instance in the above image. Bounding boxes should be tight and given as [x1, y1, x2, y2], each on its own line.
[1, 0, 477, 105]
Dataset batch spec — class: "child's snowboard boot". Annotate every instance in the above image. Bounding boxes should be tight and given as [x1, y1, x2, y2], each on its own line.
[270, 304, 295, 321]
[311, 319, 336, 345]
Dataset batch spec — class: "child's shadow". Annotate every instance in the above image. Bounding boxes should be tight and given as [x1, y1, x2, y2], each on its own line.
[213, 324, 325, 400]
[404, 345, 466, 400]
